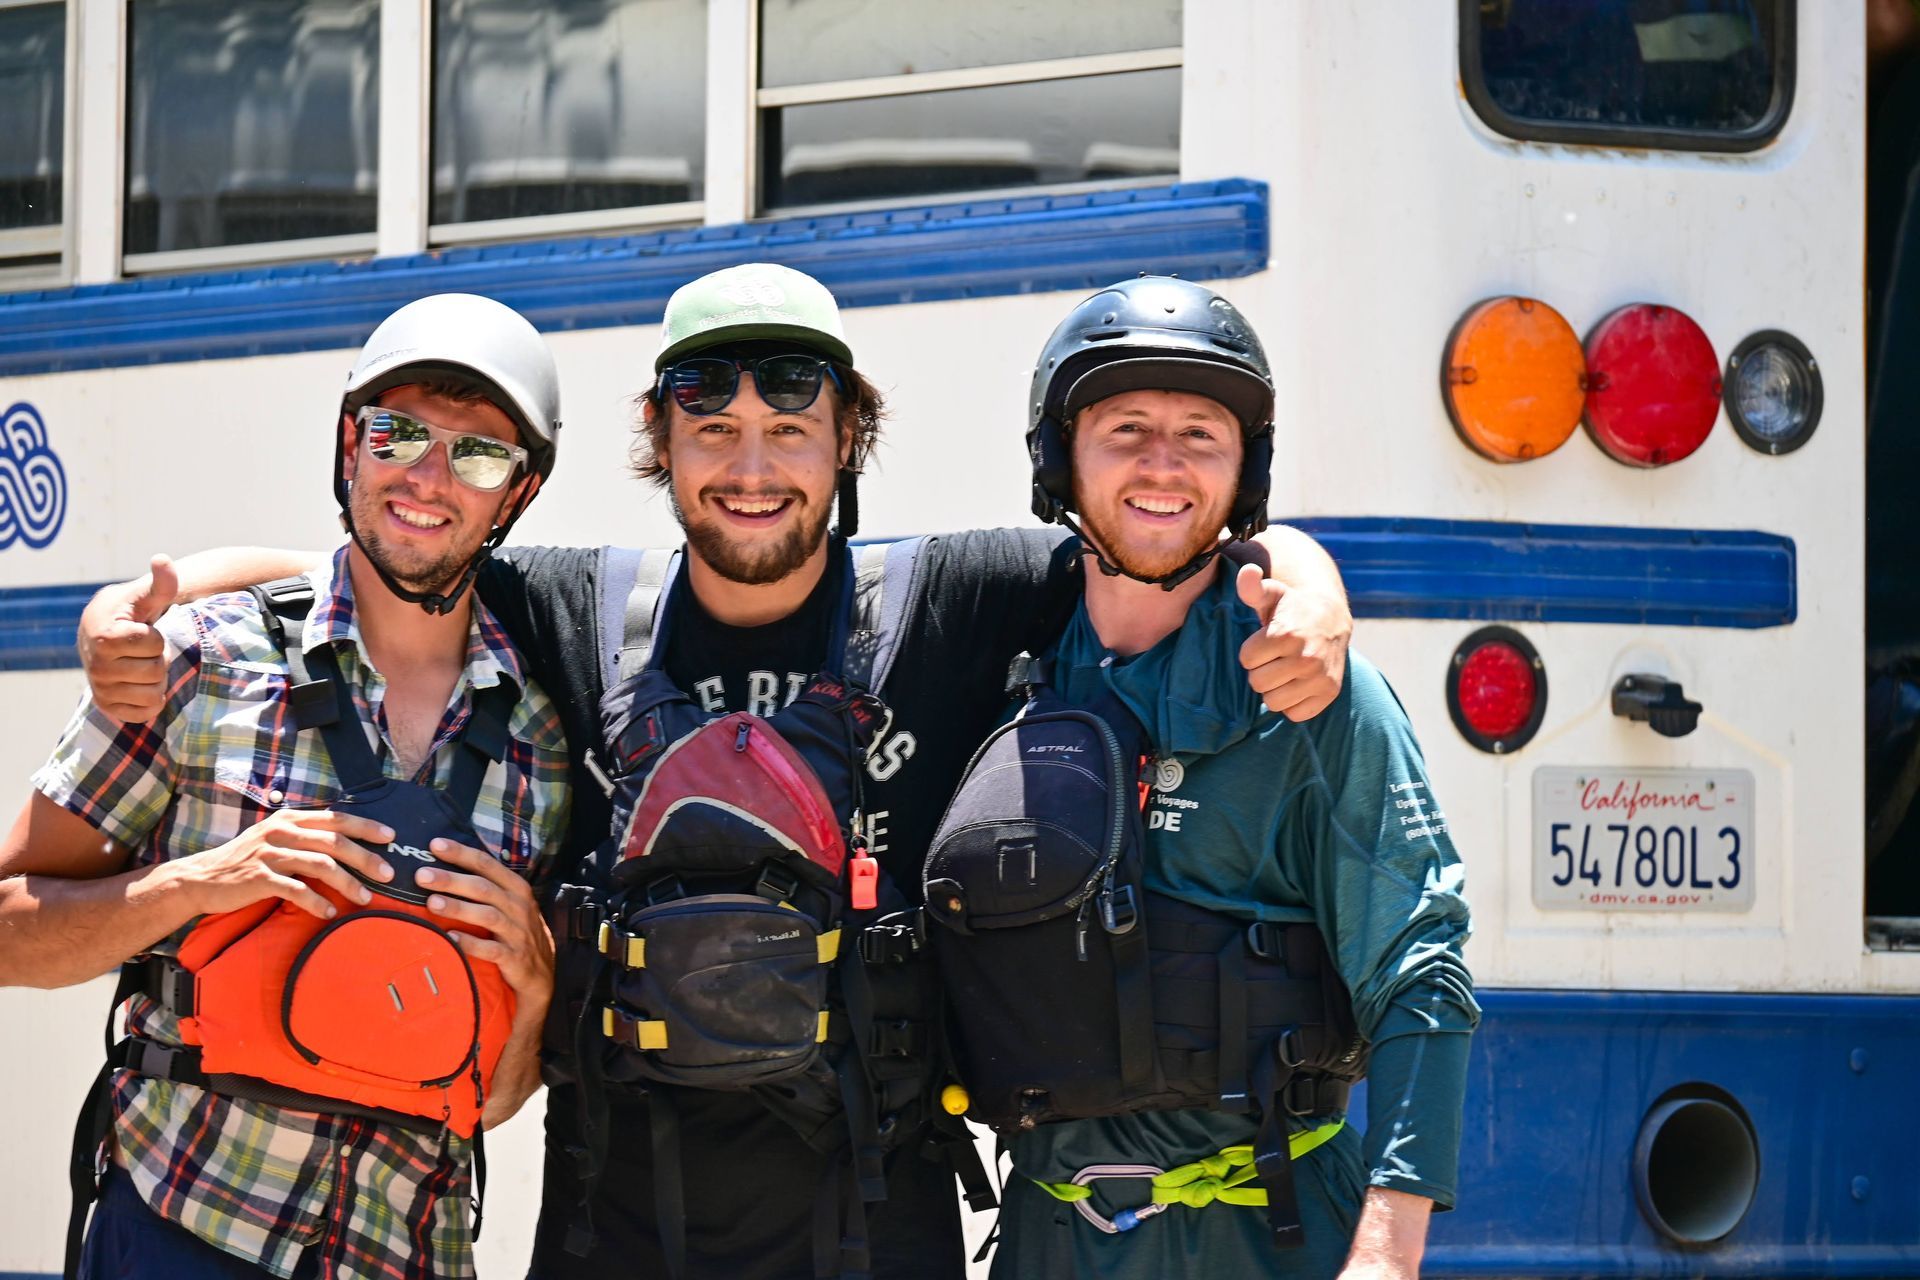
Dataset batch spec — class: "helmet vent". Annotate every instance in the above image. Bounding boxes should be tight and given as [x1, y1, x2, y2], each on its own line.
[1084, 330, 1127, 342]
[1212, 337, 1250, 353]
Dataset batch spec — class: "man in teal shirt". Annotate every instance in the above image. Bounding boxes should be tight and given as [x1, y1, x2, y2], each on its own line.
[991, 277, 1477, 1279]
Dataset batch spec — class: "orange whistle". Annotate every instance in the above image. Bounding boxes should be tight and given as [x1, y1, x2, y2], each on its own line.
[850, 854, 879, 911]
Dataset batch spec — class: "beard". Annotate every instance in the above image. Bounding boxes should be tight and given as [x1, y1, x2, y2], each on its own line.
[347, 480, 488, 596]
[674, 484, 832, 586]
[1072, 484, 1233, 582]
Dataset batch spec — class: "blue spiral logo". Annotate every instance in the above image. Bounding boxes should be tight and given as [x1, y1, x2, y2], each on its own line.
[0, 402, 68, 550]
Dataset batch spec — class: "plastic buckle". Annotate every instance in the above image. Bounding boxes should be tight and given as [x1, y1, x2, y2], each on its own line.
[756, 864, 800, 904]
[1067, 1165, 1168, 1235]
[1099, 884, 1139, 936]
[1246, 921, 1287, 961]
[146, 958, 195, 1016]
[549, 886, 601, 943]
[859, 917, 923, 965]
[125, 1038, 199, 1081]
[644, 876, 686, 908]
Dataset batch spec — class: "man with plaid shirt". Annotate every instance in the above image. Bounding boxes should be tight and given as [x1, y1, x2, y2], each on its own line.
[0, 294, 571, 1280]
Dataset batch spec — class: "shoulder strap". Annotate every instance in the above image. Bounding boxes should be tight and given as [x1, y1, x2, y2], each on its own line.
[601, 548, 681, 685]
[247, 578, 378, 789]
[445, 681, 515, 819]
[844, 537, 923, 692]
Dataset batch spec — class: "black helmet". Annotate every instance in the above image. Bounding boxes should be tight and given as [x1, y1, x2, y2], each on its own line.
[1027, 276, 1276, 586]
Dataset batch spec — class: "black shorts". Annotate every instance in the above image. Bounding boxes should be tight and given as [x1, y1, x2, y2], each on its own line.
[529, 1087, 967, 1280]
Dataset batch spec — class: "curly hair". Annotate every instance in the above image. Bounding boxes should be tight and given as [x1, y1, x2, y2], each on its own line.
[630, 361, 887, 487]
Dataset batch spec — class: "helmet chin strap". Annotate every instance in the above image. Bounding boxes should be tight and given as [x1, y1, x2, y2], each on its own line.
[1056, 510, 1224, 592]
[338, 485, 527, 617]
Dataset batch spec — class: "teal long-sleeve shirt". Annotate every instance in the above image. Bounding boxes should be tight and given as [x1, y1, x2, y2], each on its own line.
[1004, 568, 1478, 1264]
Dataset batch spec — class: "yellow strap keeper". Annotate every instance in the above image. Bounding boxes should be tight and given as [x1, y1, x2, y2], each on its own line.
[817, 1010, 831, 1043]
[816, 929, 841, 964]
[596, 921, 645, 968]
[602, 1007, 669, 1051]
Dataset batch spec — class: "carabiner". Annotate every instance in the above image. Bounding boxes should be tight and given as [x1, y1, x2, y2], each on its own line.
[1068, 1163, 1169, 1234]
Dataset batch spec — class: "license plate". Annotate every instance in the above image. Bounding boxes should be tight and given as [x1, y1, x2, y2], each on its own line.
[1532, 767, 1754, 912]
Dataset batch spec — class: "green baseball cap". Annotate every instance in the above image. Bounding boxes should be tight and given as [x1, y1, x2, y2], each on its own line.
[654, 263, 855, 371]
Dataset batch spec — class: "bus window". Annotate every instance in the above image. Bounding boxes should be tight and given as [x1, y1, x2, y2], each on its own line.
[124, 0, 379, 267]
[0, 1, 65, 274]
[431, 0, 706, 232]
[1461, 0, 1793, 152]
[757, 0, 1180, 211]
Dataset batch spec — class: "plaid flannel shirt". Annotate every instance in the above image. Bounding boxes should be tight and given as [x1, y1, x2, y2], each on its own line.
[34, 547, 569, 1280]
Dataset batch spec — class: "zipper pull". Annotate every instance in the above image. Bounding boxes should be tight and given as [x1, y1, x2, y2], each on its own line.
[1074, 897, 1093, 962]
[734, 721, 751, 752]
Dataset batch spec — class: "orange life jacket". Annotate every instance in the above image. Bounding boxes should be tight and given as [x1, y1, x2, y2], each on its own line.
[167, 875, 515, 1137]
[131, 578, 523, 1137]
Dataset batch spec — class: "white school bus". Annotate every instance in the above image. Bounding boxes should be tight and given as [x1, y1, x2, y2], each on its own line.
[0, 1, 1914, 1275]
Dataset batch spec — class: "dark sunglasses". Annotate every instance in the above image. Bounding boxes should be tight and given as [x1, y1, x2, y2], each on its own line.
[660, 353, 844, 416]
[356, 406, 527, 492]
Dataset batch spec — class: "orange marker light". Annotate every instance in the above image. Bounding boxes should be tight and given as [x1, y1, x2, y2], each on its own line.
[1443, 297, 1586, 462]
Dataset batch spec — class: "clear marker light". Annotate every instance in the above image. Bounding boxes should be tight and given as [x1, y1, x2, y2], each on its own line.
[1725, 330, 1822, 456]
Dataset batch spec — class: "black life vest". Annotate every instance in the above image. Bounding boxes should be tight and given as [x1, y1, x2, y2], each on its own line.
[542, 539, 989, 1280]
[922, 654, 1368, 1250]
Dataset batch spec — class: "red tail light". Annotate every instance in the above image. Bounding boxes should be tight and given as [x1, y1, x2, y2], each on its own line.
[1448, 627, 1547, 754]
[1583, 303, 1722, 467]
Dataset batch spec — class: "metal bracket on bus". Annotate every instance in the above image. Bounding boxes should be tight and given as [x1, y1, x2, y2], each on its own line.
[1611, 674, 1702, 738]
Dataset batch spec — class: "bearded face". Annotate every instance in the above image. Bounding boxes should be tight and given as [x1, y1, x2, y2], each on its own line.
[657, 373, 845, 587]
[1068, 389, 1243, 581]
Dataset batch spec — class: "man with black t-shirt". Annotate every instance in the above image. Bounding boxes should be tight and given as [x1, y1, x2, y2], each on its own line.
[74, 263, 1353, 1280]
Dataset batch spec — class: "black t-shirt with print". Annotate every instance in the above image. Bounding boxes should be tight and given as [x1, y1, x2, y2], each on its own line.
[478, 529, 1081, 1280]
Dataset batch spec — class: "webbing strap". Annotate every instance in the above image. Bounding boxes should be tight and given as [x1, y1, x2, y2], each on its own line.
[595, 927, 839, 970]
[444, 681, 515, 817]
[1109, 915, 1157, 1100]
[1029, 1123, 1344, 1211]
[1250, 1052, 1305, 1249]
[63, 1056, 118, 1280]
[1216, 938, 1251, 1114]
[650, 1091, 688, 1280]
[615, 549, 679, 682]
[844, 537, 922, 691]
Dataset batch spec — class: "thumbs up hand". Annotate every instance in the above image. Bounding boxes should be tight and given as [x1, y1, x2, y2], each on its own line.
[1237, 561, 1350, 722]
[77, 554, 179, 724]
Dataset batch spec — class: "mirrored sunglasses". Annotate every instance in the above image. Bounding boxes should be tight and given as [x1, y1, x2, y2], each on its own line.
[661, 353, 842, 416]
[356, 406, 527, 492]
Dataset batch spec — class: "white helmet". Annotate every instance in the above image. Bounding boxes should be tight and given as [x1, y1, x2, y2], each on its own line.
[336, 293, 562, 614]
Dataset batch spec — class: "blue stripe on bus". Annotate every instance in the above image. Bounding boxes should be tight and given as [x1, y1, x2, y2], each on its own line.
[1291, 517, 1796, 629]
[1427, 988, 1920, 1277]
[0, 582, 102, 671]
[0, 180, 1268, 377]
[0, 520, 1795, 670]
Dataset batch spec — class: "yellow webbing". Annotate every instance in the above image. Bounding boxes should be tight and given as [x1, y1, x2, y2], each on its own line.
[816, 1010, 831, 1043]
[816, 930, 841, 964]
[1031, 1120, 1346, 1209]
